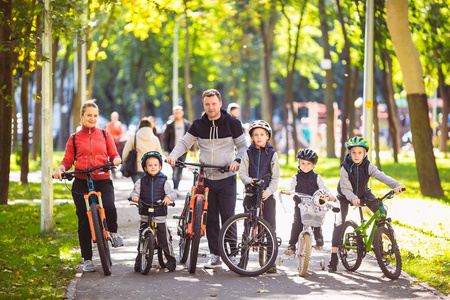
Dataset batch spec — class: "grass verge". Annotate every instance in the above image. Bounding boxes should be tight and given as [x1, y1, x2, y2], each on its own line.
[0, 202, 80, 299]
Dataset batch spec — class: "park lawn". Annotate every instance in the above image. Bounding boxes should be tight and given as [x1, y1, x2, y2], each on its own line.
[0, 202, 80, 299]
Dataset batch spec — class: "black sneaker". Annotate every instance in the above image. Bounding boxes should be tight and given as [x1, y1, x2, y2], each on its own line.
[167, 260, 176, 272]
[328, 258, 338, 273]
[284, 245, 295, 256]
[134, 254, 141, 272]
[315, 238, 324, 250]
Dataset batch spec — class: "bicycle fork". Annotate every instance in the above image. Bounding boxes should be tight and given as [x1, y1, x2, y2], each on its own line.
[85, 191, 109, 243]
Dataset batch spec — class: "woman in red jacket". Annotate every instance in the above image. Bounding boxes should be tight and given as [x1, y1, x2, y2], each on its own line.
[53, 100, 123, 272]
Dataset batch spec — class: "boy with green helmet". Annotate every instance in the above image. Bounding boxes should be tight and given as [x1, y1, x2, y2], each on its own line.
[328, 137, 403, 272]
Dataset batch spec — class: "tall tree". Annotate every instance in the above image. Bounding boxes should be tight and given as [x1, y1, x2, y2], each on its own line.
[0, 0, 13, 204]
[386, 0, 443, 197]
[318, 0, 336, 158]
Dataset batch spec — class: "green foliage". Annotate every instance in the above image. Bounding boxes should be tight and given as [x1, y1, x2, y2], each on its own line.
[0, 203, 80, 298]
[8, 181, 72, 200]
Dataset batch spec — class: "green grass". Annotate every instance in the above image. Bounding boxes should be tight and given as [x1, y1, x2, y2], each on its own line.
[0, 203, 80, 299]
[9, 181, 73, 200]
[280, 155, 450, 295]
[10, 151, 65, 172]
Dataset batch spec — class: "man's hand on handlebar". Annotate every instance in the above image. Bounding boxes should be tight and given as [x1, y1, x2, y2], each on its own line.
[228, 161, 240, 172]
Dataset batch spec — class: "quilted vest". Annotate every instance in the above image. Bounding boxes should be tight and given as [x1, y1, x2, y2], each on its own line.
[246, 143, 275, 192]
[295, 170, 319, 196]
[337, 154, 371, 198]
[140, 172, 167, 216]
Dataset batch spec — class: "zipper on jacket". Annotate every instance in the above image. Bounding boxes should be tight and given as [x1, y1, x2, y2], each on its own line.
[257, 148, 261, 179]
[356, 165, 359, 196]
[89, 129, 93, 168]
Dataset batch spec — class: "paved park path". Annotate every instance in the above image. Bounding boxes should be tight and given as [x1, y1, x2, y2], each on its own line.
[11, 165, 448, 299]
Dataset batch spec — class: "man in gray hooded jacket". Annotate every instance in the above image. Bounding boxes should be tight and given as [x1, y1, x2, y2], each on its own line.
[167, 89, 247, 268]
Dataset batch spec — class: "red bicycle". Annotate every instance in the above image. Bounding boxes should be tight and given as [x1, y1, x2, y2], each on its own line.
[172, 160, 228, 273]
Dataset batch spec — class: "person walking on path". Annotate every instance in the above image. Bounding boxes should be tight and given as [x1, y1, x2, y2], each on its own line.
[162, 105, 191, 191]
[53, 100, 124, 273]
[122, 117, 162, 183]
[167, 89, 248, 268]
[106, 111, 125, 156]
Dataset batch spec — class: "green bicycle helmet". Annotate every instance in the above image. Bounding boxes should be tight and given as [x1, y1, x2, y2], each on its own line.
[346, 137, 369, 151]
[141, 151, 163, 171]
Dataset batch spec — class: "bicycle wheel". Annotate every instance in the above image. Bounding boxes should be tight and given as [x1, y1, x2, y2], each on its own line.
[188, 197, 203, 273]
[179, 194, 191, 263]
[219, 213, 278, 276]
[297, 232, 311, 277]
[158, 247, 167, 268]
[141, 232, 155, 275]
[91, 203, 112, 276]
[339, 220, 362, 272]
[373, 226, 402, 279]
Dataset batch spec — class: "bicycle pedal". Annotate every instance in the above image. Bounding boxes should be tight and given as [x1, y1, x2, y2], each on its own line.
[315, 246, 323, 250]
[198, 253, 207, 258]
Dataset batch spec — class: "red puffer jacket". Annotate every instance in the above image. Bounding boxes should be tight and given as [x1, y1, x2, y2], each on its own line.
[60, 125, 120, 180]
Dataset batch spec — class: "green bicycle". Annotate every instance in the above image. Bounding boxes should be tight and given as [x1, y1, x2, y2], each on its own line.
[339, 187, 406, 279]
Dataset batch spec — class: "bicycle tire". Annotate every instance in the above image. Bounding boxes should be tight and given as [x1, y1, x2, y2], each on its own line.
[188, 197, 203, 273]
[339, 220, 362, 272]
[141, 232, 155, 275]
[158, 247, 167, 268]
[218, 213, 278, 276]
[373, 226, 402, 279]
[91, 203, 112, 276]
[297, 232, 311, 277]
[179, 193, 191, 263]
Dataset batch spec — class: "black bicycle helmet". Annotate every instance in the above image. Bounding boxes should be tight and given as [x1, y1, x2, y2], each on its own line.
[296, 148, 318, 164]
[346, 136, 369, 151]
[141, 151, 163, 171]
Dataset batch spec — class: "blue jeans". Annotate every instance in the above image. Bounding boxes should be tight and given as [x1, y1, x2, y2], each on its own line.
[172, 153, 187, 189]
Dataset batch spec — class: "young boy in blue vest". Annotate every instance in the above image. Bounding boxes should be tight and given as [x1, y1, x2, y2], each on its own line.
[239, 120, 280, 272]
[328, 137, 403, 272]
[130, 151, 177, 272]
[282, 148, 336, 256]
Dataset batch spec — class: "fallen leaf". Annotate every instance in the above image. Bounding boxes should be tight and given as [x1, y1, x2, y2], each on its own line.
[257, 289, 269, 293]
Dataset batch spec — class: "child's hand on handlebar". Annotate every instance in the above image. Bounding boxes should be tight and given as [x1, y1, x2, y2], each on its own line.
[352, 198, 360, 206]
[131, 196, 139, 203]
[162, 196, 171, 206]
[393, 186, 403, 195]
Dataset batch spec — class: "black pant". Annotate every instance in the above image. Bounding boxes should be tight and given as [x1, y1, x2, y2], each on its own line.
[331, 192, 380, 247]
[243, 194, 276, 231]
[205, 175, 237, 255]
[72, 178, 118, 261]
[288, 202, 322, 246]
[138, 219, 175, 263]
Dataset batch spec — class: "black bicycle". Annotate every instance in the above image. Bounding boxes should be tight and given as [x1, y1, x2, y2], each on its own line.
[218, 173, 279, 276]
[130, 199, 175, 275]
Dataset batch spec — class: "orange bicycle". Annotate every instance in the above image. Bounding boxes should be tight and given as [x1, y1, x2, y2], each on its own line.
[172, 160, 228, 273]
[58, 163, 115, 275]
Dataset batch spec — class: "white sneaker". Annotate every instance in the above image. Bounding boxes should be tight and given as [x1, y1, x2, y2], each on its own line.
[83, 260, 95, 272]
[204, 254, 222, 269]
[110, 232, 124, 247]
[229, 256, 239, 266]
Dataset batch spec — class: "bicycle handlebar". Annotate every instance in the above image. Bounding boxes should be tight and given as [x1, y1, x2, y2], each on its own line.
[54, 162, 115, 181]
[170, 160, 229, 173]
[128, 198, 176, 207]
[362, 187, 406, 204]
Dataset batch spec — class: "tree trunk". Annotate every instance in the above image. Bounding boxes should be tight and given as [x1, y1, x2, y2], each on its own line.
[0, 0, 13, 205]
[86, 7, 116, 99]
[72, 42, 82, 132]
[336, 0, 352, 161]
[12, 101, 18, 153]
[386, 0, 443, 197]
[57, 44, 71, 150]
[381, 47, 400, 162]
[349, 67, 359, 137]
[20, 60, 30, 184]
[373, 81, 381, 170]
[259, 9, 277, 132]
[183, 1, 194, 122]
[318, 0, 336, 158]
[32, 14, 42, 160]
[438, 66, 449, 153]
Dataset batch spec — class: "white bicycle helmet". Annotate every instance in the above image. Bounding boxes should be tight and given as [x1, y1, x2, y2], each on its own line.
[312, 189, 329, 207]
[249, 120, 272, 138]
